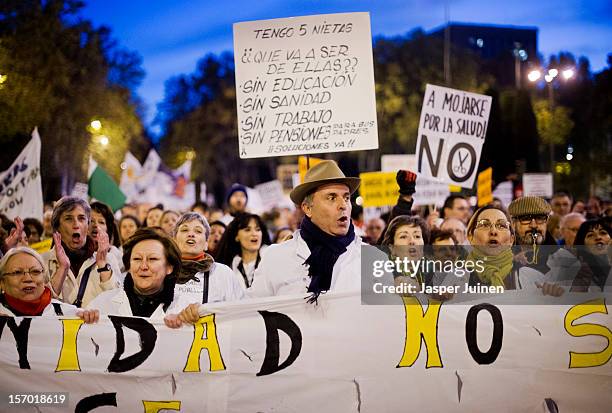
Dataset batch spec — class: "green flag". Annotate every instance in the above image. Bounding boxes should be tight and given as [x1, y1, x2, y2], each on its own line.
[88, 158, 126, 212]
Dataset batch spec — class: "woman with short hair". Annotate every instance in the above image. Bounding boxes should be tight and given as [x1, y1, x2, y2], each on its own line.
[87, 228, 182, 318]
[172, 212, 244, 303]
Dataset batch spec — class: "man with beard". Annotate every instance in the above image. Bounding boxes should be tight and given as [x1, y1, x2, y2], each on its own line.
[508, 196, 562, 291]
[43, 197, 121, 308]
[247, 160, 361, 300]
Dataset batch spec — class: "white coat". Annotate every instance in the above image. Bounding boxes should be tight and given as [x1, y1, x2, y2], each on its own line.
[247, 230, 363, 298]
[87, 288, 183, 319]
[43, 247, 121, 308]
[174, 262, 245, 305]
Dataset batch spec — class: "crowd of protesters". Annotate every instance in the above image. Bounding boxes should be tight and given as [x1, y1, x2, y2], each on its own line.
[0, 160, 610, 326]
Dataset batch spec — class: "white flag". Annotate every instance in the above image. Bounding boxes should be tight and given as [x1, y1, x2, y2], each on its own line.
[0, 128, 43, 220]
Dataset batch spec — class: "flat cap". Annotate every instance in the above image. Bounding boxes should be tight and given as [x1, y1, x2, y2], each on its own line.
[508, 196, 552, 218]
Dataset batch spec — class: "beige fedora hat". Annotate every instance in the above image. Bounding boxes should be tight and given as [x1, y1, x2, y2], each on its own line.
[290, 160, 360, 205]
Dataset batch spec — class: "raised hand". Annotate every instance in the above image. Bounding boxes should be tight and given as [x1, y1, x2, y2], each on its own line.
[95, 230, 109, 268]
[53, 232, 70, 270]
[4, 216, 26, 250]
[396, 170, 418, 196]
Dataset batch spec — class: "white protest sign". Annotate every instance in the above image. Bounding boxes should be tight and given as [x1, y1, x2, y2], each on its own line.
[382, 154, 450, 207]
[0, 128, 43, 220]
[416, 84, 492, 188]
[493, 180, 514, 208]
[70, 182, 89, 200]
[255, 180, 286, 210]
[523, 173, 553, 198]
[233, 12, 378, 158]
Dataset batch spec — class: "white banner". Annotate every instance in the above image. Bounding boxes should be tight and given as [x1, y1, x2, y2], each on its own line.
[233, 12, 378, 158]
[0, 128, 43, 220]
[1, 292, 610, 412]
[381, 154, 450, 207]
[416, 85, 492, 189]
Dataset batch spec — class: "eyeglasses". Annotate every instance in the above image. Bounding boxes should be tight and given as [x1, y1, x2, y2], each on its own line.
[517, 215, 548, 225]
[3, 268, 45, 278]
[475, 219, 511, 231]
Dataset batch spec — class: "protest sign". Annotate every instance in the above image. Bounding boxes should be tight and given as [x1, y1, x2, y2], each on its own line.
[416, 84, 492, 188]
[1, 292, 610, 412]
[30, 238, 52, 254]
[0, 128, 43, 220]
[523, 173, 554, 198]
[70, 182, 89, 200]
[359, 171, 398, 207]
[298, 155, 324, 182]
[477, 167, 493, 206]
[276, 164, 299, 192]
[255, 180, 287, 210]
[493, 180, 514, 208]
[233, 12, 378, 158]
[382, 154, 450, 207]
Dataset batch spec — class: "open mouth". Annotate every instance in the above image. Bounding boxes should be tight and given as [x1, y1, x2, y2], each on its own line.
[408, 247, 418, 254]
[488, 239, 499, 246]
[338, 216, 349, 225]
[71, 233, 82, 243]
[22, 287, 35, 294]
[186, 239, 196, 246]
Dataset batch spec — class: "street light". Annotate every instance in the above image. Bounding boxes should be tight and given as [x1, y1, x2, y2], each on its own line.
[528, 64, 575, 173]
[527, 70, 541, 82]
[99, 135, 109, 146]
[90, 120, 102, 131]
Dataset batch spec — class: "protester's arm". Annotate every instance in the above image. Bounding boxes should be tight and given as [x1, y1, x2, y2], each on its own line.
[389, 170, 417, 222]
[49, 232, 70, 298]
[2, 217, 26, 253]
[95, 230, 112, 283]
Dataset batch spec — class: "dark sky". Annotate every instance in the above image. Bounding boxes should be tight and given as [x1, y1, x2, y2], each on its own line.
[82, 0, 612, 130]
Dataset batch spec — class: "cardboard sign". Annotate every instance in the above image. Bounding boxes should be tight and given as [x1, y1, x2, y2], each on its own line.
[477, 167, 493, 207]
[523, 173, 553, 198]
[359, 171, 398, 207]
[233, 12, 378, 158]
[298, 155, 324, 183]
[416, 84, 492, 188]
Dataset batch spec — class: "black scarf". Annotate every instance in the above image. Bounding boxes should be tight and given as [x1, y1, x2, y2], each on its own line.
[123, 273, 176, 317]
[63, 237, 96, 277]
[300, 216, 355, 303]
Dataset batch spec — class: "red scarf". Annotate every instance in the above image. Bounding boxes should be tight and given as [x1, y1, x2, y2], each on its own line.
[182, 252, 206, 261]
[4, 287, 52, 316]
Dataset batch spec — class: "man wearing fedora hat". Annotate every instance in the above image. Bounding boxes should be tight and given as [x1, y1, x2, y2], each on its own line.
[247, 160, 362, 300]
